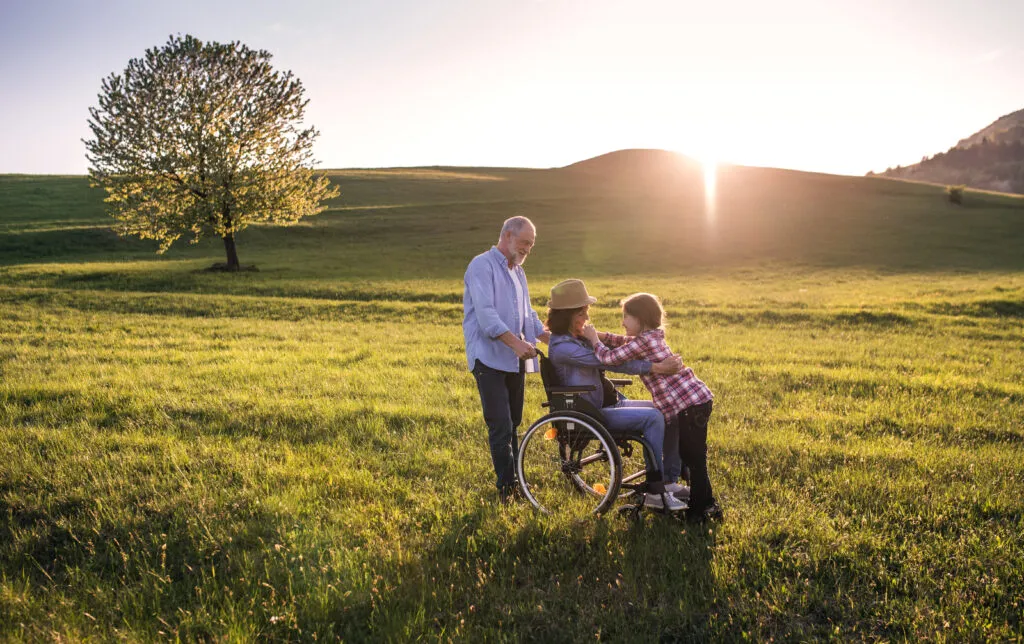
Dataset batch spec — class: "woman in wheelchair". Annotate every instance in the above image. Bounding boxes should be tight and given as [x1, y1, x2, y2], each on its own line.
[514, 279, 686, 515]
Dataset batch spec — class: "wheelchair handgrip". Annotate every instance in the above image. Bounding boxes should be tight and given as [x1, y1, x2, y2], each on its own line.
[545, 385, 597, 394]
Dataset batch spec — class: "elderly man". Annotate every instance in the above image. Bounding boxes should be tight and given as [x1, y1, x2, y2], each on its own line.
[463, 216, 549, 503]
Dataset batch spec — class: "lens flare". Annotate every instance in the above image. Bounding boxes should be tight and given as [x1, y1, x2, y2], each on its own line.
[702, 157, 717, 224]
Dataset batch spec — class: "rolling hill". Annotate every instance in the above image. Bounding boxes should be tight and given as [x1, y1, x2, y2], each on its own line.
[3, 150, 1023, 285]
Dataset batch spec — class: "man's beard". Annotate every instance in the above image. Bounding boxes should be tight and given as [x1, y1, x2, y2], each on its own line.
[513, 252, 527, 266]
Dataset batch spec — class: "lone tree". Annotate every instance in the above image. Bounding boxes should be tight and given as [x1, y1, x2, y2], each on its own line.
[85, 34, 339, 270]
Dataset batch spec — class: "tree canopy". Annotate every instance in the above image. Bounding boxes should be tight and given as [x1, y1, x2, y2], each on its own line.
[85, 34, 339, 269]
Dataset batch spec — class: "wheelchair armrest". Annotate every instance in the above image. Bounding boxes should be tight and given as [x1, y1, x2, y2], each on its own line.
[546, 385, 598, 394]
[608, 379, 632, 387]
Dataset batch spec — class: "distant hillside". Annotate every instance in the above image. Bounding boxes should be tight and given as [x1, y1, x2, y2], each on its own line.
[956, 108, 1024, 148]
[5, 152, 1024, 276]
[561, 148, 701, 183]
[878, 108, 1024, 194]
[563, 148, 701, 174]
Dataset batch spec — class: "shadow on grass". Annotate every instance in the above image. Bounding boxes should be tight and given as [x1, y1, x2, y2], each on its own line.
[0, 286, 464, 324]
[733, 412, 1024, 448]
[0, 461, 721, 640]
[0, 472, 289, 640]
[927, 299, 1024, 318]
[754, 369, 1024, 406]
[719, 437, 1024, 527]
[338, 505, 722, 641]
[0, 227, 157, 265]
[700, 309, 918, 329]
[0, 388, 466, 457]
[0, 285, 955, 334]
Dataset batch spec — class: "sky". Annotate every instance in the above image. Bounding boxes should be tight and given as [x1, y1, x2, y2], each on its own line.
[2, 0, 1023, 176]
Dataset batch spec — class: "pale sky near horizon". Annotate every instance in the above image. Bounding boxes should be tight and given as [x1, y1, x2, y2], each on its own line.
[2, 0, 1023, 176]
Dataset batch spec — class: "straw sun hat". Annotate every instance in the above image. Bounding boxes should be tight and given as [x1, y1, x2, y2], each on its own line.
[547, 279, 598, 309]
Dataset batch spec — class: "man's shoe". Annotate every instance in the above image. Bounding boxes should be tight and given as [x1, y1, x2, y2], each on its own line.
[664, 483, 690, 500]
[643, 492, 688, 512]
[499, 484, 524, 505]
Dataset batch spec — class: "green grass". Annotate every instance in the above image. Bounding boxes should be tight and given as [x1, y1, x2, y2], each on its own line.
[1, 157, 1023, 640]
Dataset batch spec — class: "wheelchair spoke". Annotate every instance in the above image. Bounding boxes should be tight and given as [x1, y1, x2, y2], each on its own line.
[516, 415, 621, 516]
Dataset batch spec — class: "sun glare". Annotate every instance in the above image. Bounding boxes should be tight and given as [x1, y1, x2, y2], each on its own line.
[701, 156, 717, 224]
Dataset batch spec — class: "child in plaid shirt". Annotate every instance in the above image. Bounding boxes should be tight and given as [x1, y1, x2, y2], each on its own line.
[582, 292, 722, 522]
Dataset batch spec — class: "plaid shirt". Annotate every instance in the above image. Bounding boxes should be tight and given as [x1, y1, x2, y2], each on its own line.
[595, 329, 713, 420]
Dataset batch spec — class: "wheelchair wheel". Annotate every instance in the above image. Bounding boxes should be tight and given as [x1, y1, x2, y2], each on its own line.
[516, 413, 622, 516]
[613, 436, 656, 501]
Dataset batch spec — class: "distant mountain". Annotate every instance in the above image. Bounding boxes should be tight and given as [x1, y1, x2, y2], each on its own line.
[955, 108, 1024, 148]
[877, 108, 1024, 194]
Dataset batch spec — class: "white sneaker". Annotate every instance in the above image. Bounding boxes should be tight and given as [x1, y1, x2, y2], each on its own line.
[665, 483, 691, 500]
[643, 492, 687, 512]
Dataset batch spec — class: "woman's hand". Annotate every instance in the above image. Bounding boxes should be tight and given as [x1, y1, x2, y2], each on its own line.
[581, 323, 599, 344]
[650, 354, 683, 375]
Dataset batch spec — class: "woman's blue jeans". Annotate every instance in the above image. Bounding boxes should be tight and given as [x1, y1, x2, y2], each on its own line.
[601, 399, 665, 482]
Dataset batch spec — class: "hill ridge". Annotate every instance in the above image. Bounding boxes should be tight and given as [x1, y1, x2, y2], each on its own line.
[561, 148, 701, 174]
[879, 108, 1024, 194]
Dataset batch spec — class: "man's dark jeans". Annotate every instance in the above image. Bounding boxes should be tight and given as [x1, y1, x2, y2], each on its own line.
[472, 359, 525, 493]
[677, 401, 715, 511]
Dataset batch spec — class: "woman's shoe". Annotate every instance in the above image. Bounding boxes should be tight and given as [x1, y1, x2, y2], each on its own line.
[664, 482, 690, 500]
[643, 492, 687, 512]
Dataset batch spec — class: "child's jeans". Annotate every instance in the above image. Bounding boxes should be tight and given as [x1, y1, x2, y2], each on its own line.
[676, 401, 715, 510]
[664, 418, 682, 483]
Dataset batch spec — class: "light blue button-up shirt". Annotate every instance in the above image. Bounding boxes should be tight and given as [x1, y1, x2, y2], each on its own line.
[463, 246, 545, 372]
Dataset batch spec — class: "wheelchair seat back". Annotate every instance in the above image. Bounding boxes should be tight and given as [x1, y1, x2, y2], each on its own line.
[538, 350, 648, 445]
[538, 350, 619, 453]
[538, 351, 607, 422]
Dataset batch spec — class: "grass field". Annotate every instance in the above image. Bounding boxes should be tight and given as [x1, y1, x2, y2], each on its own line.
[1, 154, 1023, 640]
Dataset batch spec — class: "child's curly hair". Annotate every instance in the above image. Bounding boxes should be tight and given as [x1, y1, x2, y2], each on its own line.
[621, 292, 665, 331]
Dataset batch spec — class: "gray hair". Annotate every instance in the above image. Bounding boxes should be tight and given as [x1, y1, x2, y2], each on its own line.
[499, 215, 535, 241]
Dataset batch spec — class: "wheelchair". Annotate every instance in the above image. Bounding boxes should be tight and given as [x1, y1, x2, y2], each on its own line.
[515, 350, 682, 518]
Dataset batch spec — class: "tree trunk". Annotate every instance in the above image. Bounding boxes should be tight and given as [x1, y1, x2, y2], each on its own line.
[222, 233, 240, 270]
